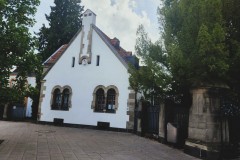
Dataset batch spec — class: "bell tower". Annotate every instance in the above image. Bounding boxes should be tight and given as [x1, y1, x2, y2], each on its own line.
[79, 9, 96, 65]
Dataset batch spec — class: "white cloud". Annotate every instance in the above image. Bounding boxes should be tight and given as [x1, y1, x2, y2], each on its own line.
[32, 0, 160, 54]
[82, 0, 159, 53]
[129, 0, 137, 10]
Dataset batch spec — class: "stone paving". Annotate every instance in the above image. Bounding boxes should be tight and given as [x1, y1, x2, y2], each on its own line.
[0, 121, 199, 160]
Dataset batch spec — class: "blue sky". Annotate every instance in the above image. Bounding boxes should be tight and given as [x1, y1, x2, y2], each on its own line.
[31, 0, 160, 53]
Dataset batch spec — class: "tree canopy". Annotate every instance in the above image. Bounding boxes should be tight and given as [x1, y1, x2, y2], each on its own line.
[222, 0, 240, 92]
[160, 0, 229, 89]
[130, 0, 240, 106]
[160, 0, 240, 98]
[129, 25, 172, 104]
[37, 0, 84, 61]
[0, 0, 40, 106]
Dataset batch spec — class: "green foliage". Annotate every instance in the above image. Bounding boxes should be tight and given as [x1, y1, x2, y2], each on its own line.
[0, 0, 40, 106]
[222, 0, 240, 92]
[160, 0, 228, 88]
[37, 0, 84, 61]
[159, 0, 240, 108]
[153, 0, 231, 106]
[129, 25, 171, 102]
[131, 0, 240, 108]
[219, 88, 240, 117]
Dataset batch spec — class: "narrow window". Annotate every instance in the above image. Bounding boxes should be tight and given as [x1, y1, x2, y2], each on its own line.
[62, 89, 70, 110]
[95, 88, 105, 112]
[72, 57, 75, 67]
[52, 88, 61, 110]
[106, 89, 116, 113]
[96, 55, 100, 66]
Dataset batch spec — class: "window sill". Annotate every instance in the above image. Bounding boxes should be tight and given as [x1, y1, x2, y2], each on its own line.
[94, 110, 116, 114]
[51, 108, 69, 111]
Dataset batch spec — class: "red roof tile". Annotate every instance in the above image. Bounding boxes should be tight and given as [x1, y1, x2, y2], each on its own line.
[44, 28, 132, 67]
[44, 44, 68, 65]
[99, 33, 132, 59]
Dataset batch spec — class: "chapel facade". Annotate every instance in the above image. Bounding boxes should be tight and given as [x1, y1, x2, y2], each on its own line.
[38, 9, 137, 130]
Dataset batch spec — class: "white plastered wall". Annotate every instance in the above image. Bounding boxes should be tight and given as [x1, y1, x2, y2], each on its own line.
[40, 28, 130, 129]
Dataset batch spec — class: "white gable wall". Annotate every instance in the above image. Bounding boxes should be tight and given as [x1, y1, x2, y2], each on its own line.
[40, 28, 130, 129]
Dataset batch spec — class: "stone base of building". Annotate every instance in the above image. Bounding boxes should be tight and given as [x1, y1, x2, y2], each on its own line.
[184, 139, 220, 160]
[38, 121, 133, 133]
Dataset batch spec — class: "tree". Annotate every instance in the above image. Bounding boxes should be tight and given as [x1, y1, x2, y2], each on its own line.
[0, 0, 40, 106]
[37, 0, 84, 61]
[159, 0, 240, 100]
[222, 0, 240, 92]
[129, 25, 172, 104]
[130, 0, 236, 106]
[157, 0, 229, 103]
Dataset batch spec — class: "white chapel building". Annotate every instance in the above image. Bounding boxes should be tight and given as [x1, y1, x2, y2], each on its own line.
[38, 9, 137, 130]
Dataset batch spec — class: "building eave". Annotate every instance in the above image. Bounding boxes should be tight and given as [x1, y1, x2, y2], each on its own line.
[42, 28, 82, 79]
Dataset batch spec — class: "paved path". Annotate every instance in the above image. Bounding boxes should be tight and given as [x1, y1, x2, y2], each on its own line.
[0, 121, 199, 160]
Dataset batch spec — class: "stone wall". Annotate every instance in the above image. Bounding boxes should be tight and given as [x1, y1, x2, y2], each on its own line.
[159, 103, 165, 140]
[126, 90, 135, 130]
[185, 87, 229, 160]
[37, 80, 46, 121]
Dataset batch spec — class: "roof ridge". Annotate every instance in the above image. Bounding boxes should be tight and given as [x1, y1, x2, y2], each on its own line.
[42, 28, 83, 79]
[92, 25, 132, 57]
[43, 25, 136, 74]
[92, 24, 129, 69]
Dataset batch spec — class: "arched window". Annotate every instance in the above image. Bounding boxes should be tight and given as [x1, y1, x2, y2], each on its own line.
[62, 88, 70, 110]
[51, 86, 72, 111]
[106, 89, 116, 113]
[52, 88, 61, 109]
[92, 85, 119, 113]
[95, 88, 105, 112]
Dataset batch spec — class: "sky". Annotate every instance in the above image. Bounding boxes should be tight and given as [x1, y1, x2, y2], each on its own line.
[32, 0, 160, 54]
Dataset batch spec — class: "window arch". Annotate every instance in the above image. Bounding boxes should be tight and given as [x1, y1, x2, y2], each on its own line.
[92, 85, 119, 113]
[106, 85, 119, 110]
[95, 88, 105, 112]
[51, 85, 72, 111]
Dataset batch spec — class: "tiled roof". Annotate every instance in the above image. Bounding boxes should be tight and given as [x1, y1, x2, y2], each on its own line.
[111, 39, 132, 57]
[103, 35, 132, 59]
[44, 44, 68, 65]
[92, 25, 135, 67]
[43, 26, 135, 67]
